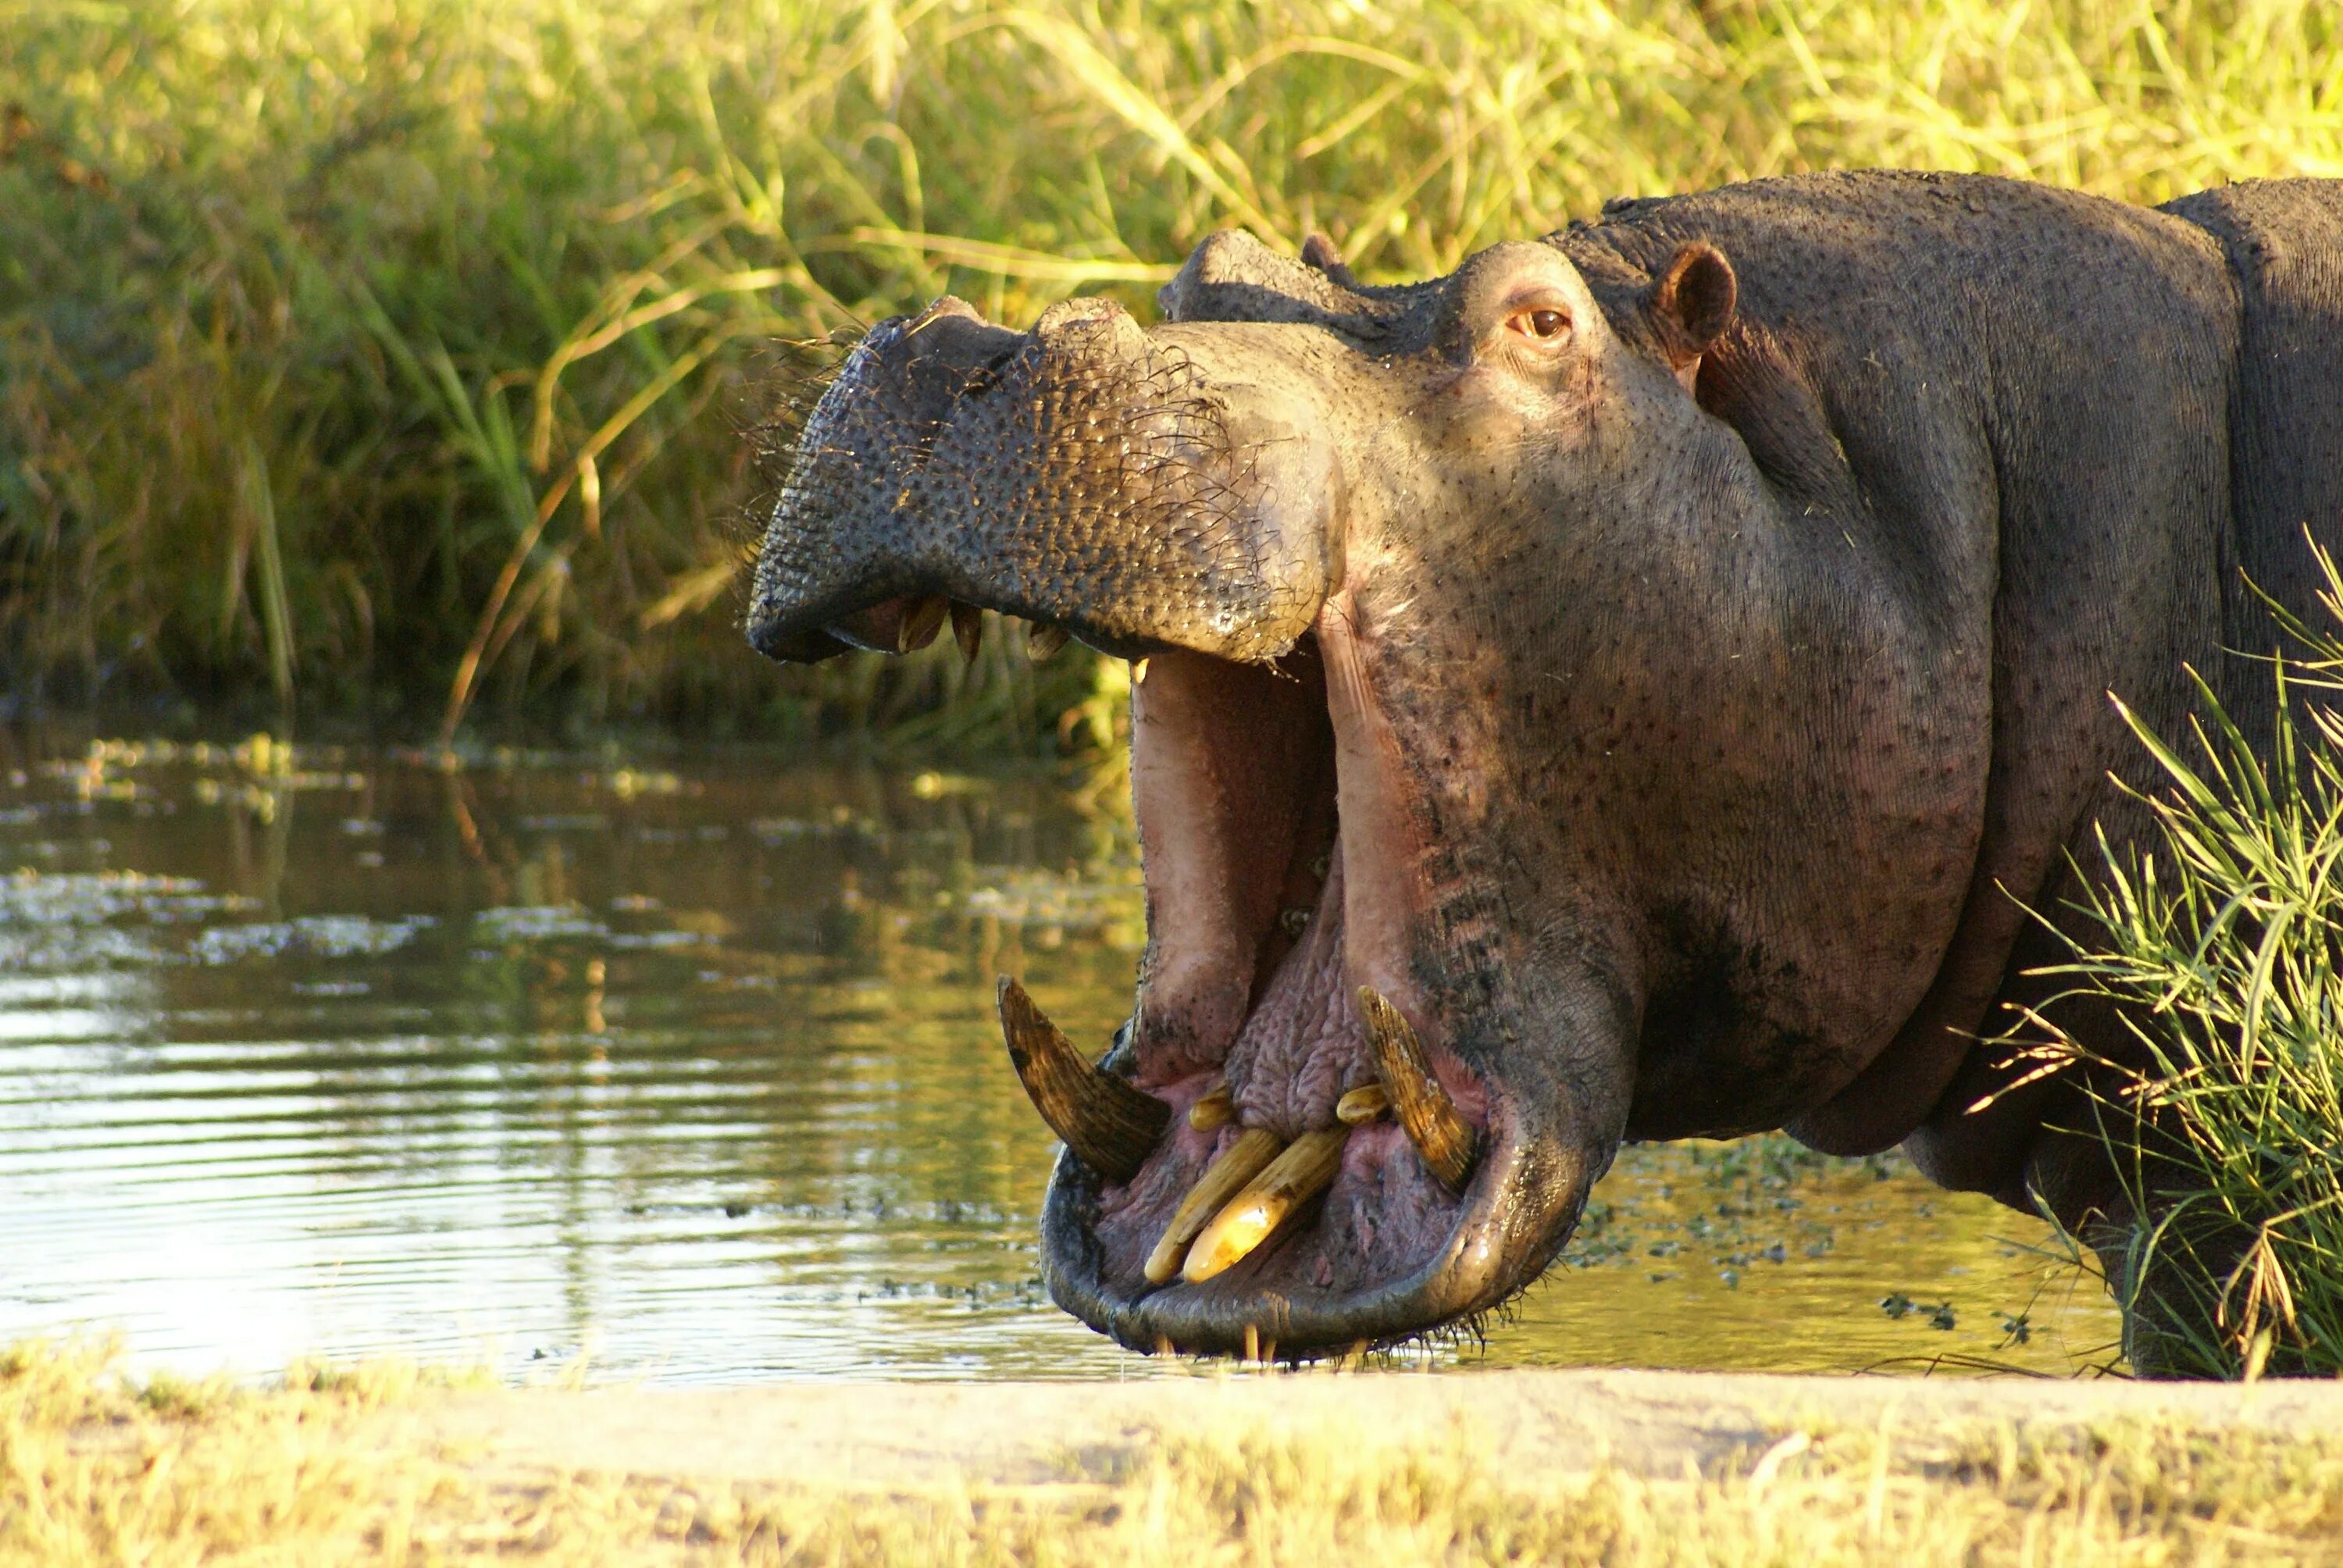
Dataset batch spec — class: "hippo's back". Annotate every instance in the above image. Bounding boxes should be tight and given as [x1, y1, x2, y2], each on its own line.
[2163, 179, 2343, 731]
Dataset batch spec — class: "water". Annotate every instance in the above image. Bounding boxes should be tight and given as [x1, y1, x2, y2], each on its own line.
[0, 735, 2120, 1382]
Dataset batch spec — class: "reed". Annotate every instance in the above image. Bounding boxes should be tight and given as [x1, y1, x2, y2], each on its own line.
[1998, 547, 2343, 1379]
[2, 0, 2338, 744]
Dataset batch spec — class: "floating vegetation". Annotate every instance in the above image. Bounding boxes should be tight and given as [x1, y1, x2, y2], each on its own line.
[187, 914, 434, 966]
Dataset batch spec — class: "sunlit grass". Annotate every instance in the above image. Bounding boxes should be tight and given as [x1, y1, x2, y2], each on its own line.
[9, 1337, 2343, 1564]
[2, 0, 2337, 742]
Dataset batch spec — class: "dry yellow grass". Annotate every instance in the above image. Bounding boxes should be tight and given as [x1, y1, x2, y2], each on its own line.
[9, 1338, 2343, 1565]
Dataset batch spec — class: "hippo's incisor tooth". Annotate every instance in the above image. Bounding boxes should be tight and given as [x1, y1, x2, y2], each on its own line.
[1188, 1081, 1236, 1131]
[950, 602, 983, 664]
[1335, 1082, 1390, 1126]
[1180, 1128, 1347, 1284]
[1357, 986, 1480, 1192]
[1143, 1126, 1282, 1285]
[997, 977, 1168, 1184]
[897, 595, 950, 654]
[1025, 622, 1068, 661]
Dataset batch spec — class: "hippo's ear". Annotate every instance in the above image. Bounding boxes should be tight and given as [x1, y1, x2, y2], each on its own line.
[1300, 233, 1363, 290]
[1646, 242, 1737, 395]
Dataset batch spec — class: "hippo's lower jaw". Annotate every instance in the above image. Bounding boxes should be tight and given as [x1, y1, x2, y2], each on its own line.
[1039, 1115, 1579, 1360]
[1006, 601, 1586, 1358]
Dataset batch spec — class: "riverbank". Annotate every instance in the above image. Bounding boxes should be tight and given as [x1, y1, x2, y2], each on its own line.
[10, 1342, 2343, 1563]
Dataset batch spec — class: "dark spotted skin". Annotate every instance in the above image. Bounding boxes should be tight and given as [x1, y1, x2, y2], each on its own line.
[749, 172, 2343, 1366]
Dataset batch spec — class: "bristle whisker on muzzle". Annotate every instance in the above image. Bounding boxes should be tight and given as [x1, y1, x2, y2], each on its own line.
[747, 327, 867, 478]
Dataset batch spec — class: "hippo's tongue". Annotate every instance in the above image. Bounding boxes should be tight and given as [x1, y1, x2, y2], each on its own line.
[1222, 846, 1369, 1135]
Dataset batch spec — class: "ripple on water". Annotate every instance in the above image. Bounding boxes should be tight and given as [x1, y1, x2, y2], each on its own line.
[0, 747, 2120, 1381]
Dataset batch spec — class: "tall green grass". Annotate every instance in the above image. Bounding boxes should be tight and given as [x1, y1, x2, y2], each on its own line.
[2, 0, 2338, 743]
[1999, 552, 2343, 1380]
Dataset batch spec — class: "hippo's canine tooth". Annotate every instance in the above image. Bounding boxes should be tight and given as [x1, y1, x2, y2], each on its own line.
[950, 602, 983, 664]
[1335, 1082, 1390, 1126]
[1188, 1081, 1236, 1131]
[1143, 1126, 1282, 1285]
[1025, 622, 1069, 660]
[997, 977, 1168, 1183]
[898, 595, 950, 653]
[1357, 986, 1480, 1192]
[1180, 1127, 1347, 1284]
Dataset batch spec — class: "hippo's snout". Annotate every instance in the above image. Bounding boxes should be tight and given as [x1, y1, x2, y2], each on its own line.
[746, 294, 1333, 668]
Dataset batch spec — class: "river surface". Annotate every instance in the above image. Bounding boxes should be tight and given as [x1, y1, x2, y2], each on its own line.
[0, 735, 2120, 1381]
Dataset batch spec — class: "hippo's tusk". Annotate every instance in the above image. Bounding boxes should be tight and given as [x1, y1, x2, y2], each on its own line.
[1357, 986, 1480, 1192]
[1181, 1127, 1348, 1284]
[1143, 1126, 1283, 1284]
[1334, 1082, 1390, 1126]
[997, 977, 1168, 1184]
[950, 601, 983, 664]
[1187, 1080, 1236, 1131]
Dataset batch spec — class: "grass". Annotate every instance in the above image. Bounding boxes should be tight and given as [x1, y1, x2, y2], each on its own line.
[2, 0, 2338, 745]
[1992, 549, 2343, 1381]
[9, 1338, 2343, 1564]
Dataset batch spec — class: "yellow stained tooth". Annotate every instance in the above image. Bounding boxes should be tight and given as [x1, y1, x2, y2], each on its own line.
[1144, 1127, 1282, 1285]
[1357, 985, 1480, 1192]
[997, 976, 1168, 1183]
[1335, 1083, 1390, 1126]
[1188, 1082, 1236, 1131]
[897, 595, 950, 653]
[950, 602, 983, 664]
[1181, 1128, 1349, 1284]
[1026, 622, 1068, 660]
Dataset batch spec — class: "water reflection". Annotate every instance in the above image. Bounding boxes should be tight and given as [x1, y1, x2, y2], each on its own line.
[0, 736, 2118, 1381]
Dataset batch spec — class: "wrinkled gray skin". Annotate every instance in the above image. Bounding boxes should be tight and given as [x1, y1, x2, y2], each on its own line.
[748, 172, 2343, 1367]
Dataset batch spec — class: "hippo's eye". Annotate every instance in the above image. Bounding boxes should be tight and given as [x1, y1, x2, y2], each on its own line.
[1507, 307, 1571, 343]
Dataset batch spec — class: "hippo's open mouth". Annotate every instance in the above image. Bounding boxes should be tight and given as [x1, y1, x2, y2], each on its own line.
[1003, 601, 1552, 1360]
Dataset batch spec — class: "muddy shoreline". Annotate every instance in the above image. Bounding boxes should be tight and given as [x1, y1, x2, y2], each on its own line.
[414, 1368, 2343, 1491]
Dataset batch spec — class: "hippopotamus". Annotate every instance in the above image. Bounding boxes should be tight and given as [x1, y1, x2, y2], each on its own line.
[746, 171, 2343, 1365]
